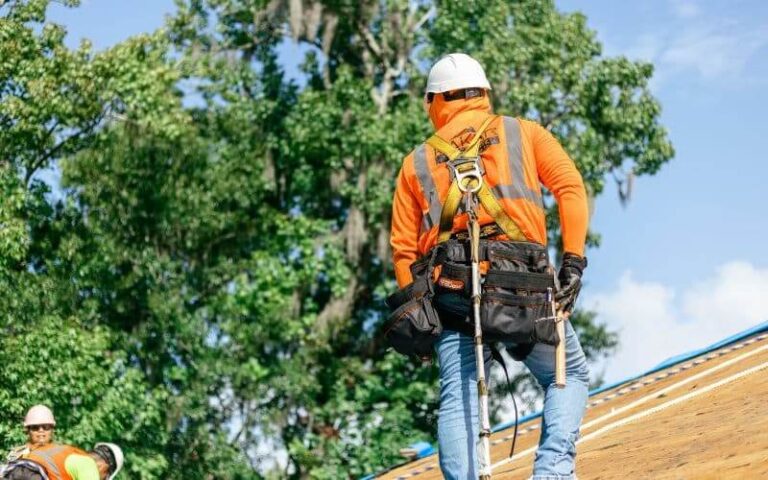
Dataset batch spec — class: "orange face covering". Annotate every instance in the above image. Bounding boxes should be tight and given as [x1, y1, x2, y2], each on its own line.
[427, 92, 494, 130]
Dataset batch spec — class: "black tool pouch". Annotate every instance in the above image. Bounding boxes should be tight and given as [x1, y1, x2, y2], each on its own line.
[383, 252, 442, 359]
[480, 287, 556, 345]
[481, 242, 559, 345]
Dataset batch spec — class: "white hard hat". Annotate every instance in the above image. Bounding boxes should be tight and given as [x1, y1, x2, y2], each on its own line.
[24, 405, 56, 427]
[94, 442, 124, 480]
[425, 53, 491, 95]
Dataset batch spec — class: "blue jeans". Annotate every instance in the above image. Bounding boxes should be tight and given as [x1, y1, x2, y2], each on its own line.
[435, 321, 590, 480]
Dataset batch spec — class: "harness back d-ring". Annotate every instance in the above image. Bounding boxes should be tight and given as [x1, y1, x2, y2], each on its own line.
[449, 157, 484, 193]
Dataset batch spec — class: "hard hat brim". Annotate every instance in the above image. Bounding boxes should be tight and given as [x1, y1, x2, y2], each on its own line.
[425, 77, 492, 95]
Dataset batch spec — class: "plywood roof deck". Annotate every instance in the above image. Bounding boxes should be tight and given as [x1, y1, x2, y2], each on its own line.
[377, 330, 768, 480]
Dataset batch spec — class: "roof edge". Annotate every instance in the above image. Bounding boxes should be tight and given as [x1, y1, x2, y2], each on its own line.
[587, 319, 768, 398]
[363, 320, 768, 479]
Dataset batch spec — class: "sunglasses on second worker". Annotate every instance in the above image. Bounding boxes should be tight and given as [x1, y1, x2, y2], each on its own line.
[27, 424, 54, 432]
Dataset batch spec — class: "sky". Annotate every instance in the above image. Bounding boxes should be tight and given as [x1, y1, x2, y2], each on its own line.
[555, 0, 768, 383]
[44, 0, 768, 385]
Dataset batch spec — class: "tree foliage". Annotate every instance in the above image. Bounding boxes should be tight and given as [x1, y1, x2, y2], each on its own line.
[1, 0, 670, 478]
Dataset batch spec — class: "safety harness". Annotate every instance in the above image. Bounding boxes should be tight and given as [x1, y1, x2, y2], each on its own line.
[425, 115, 528, 244]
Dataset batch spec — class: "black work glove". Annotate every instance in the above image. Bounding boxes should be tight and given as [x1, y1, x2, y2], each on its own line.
[555, 253, 588, 313]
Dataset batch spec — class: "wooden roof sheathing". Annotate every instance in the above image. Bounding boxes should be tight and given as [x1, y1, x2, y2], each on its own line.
[376, 327, 768, 480]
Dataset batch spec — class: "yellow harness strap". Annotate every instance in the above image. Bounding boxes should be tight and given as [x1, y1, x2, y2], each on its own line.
[476, 183, 527, 241]
[426, 115, 528, 243]
[426, 134, 462, 161]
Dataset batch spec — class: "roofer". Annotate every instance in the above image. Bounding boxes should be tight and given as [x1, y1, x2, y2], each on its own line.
[387, 53, 590, 479]
[2, 442, 123, 480]
[5, 406, 57, 464]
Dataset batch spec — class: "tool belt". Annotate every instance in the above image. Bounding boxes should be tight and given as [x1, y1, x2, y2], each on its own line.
[383, 238, 559, 360]
[434, 238, 558, 345]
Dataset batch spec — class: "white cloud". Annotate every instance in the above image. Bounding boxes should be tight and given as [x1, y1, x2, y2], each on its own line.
[618, 8, 768, 87]
[670, 0, 700, 19]
[659, 26, 768, 80]
[682, 261, 768, 327]
[584, 261, 768, 384]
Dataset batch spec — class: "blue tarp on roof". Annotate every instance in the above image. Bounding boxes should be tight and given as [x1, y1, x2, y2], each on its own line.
[362, 320, 768, 479]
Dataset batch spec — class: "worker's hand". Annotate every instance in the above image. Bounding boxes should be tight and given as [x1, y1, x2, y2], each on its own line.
[555, 253, 587, 313]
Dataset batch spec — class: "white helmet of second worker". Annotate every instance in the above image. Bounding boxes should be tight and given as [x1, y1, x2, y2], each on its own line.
[425, 53, 492, 95]
[23, 405, 56, 427]
[94, 442, 125, 480]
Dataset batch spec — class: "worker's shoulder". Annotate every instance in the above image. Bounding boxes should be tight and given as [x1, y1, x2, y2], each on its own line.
[400, 143, 425, 167]
[6, 445, 29, 462]
[513, 117, 557, 143]
[64, 452, 100, 474]
[511, 116, 544, 131]
[410, 138, 431, 155]
[64, 451, 96, 464]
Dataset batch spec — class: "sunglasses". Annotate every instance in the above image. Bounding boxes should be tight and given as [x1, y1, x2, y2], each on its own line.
[426, 88, 486, 103]
[27, 424, 54, 432]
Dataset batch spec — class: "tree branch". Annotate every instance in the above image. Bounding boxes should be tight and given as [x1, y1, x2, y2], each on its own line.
[24, 111, 105, 185]
[357, 22, 384, 64]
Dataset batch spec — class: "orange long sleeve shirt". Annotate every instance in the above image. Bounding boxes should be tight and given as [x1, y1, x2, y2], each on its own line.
[390, 95, 588, 287]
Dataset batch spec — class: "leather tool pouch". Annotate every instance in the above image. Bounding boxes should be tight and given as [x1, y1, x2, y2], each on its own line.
[384, 253, 442, 359]
[433, 239, 560, 349]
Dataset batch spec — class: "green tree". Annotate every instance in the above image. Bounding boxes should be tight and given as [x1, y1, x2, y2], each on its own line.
[2, 2, 186, 477]
[1, 0, 672, 478]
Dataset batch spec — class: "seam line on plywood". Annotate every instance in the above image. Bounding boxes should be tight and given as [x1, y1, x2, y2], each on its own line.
[490, 353, 768, 470]
[384, 333, 767, 479]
